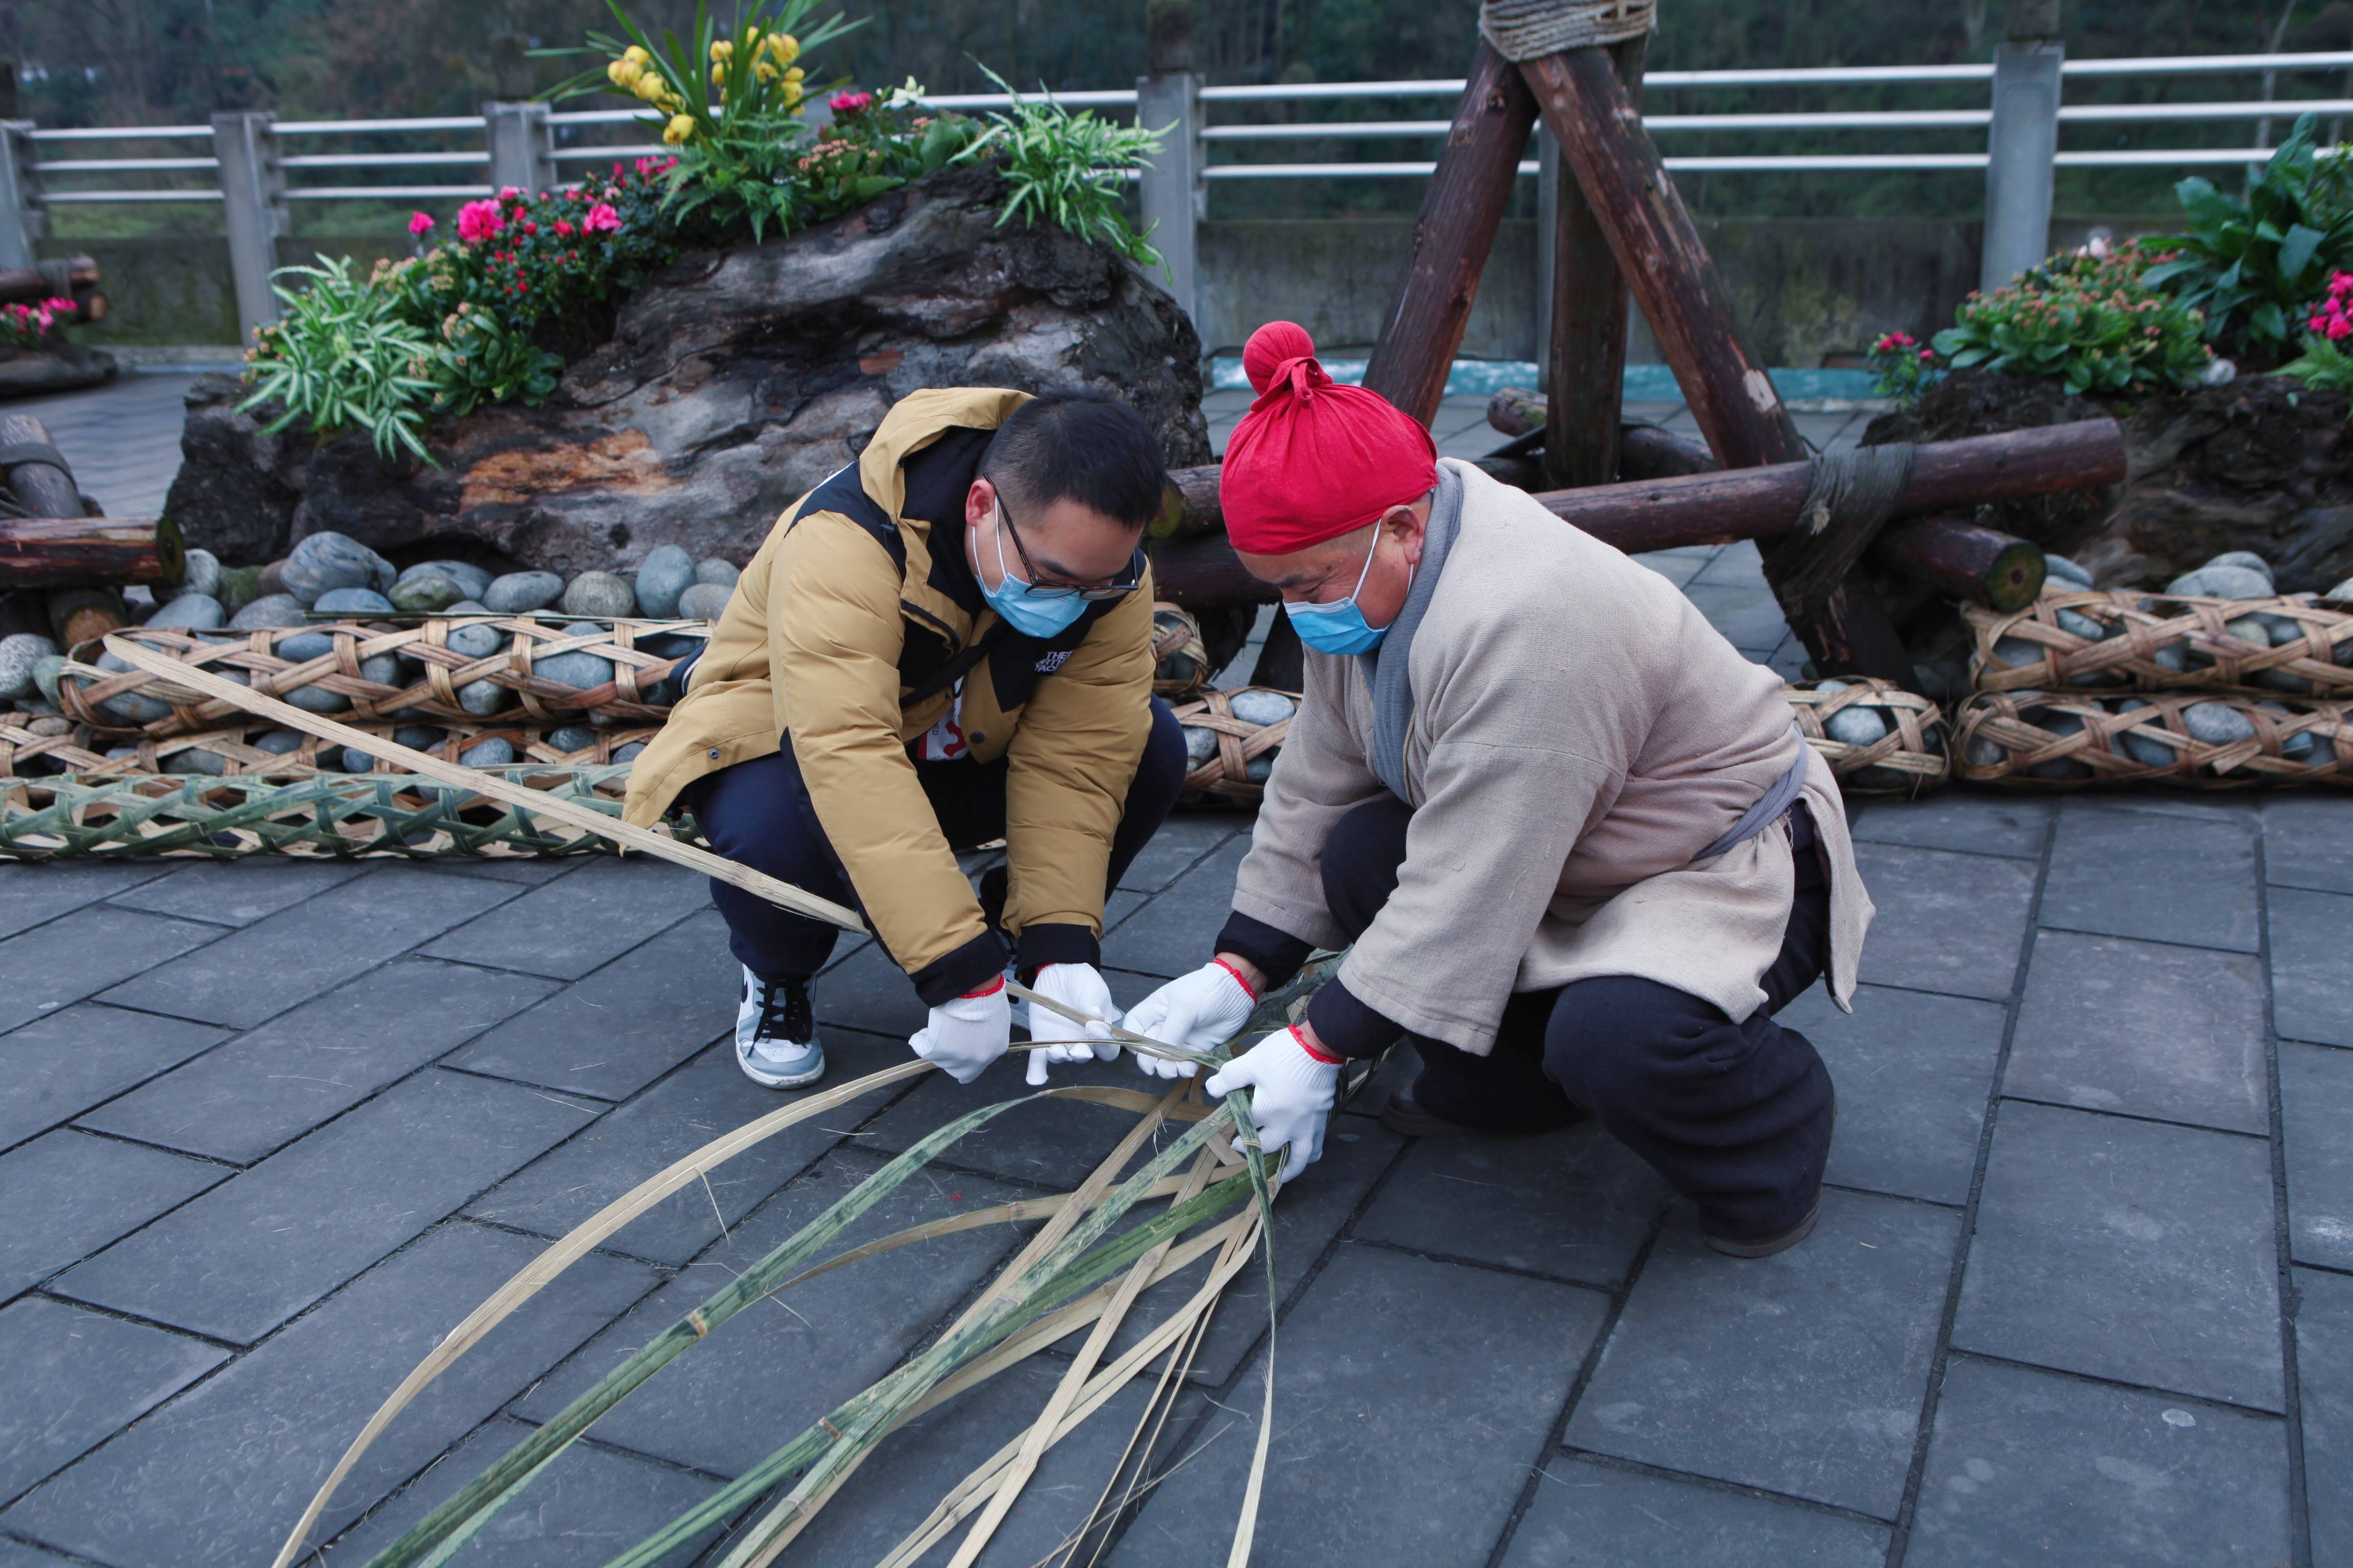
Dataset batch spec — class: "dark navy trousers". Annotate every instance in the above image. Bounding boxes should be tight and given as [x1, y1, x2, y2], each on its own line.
[682, 697, 1190, 984]
[1321, 793, 1837, 1241]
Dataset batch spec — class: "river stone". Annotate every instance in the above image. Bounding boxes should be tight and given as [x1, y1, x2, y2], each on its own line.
[230, 593, 307, 630]
[446, 621, 505, 660]
[446, 598, 488, 615]
[2114, 698, 2175, 768]
[2255, 668, 2314, 693]
[611, 740, 646, 764]
[2256, 702, 2322, 761]
[358, 653, 399, 688]
[2164, 564, 2273, 600]
[254, 729, 304, 755]
[32, 654, 66, 705]
[2025, 710, 2094, 780]
[285, 685, 351, 714]
[485, 571, 563, 613]
[214, 564, 263, 615]
[160, 742, 227, 776]
[548, 725, 598, 752]
[313, 587, 395, 616]
[282, 532, 391, 606]
[2043, 552, 2094, 589]
[276, 630, 340, 664]
[394, 724, 444, 750]
[160, 548, 222, 605]
[339, 745, 393, 775]
[1182, 725, 1217, 766]
[459, 678, 512, 716]
[634, 545, 694, 618]
[696, 558, 741, 588]
[2201, 550, 2275, 584]
[390, 573, 466, 614]
[2257, 613, 2307, 645]
[2054, 607, 2109, 641]
[2183, 701, 2256, 744]
[561, 572, 636, 618]
[145, 593, 225, 631]
[461, 736, 515, 767]
[533, 649, 612, 692]
[1992, 636, 2042, 670]
[677, 582, 733, 621]
[0, 634, 59, 700]
[1815, 685, 1889, 747]
[403, 559, 492, 600]
[1244, 749, 1278, 783]
[1227, 690, 1297, 727]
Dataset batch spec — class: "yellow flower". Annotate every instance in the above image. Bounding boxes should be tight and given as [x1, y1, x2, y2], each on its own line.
[755, 60, 778, 83]
[663, 112, 697, 145]
[785, 65, 804, 82]
[782, 81, 803, 106]
[767, 33, 799, 65]
[632, 72, 669, 103]
[709, 38, 733, 62]
[623, 44, 650, 65]
[606, 58, 640, 89]
[711, 64, 726, 87]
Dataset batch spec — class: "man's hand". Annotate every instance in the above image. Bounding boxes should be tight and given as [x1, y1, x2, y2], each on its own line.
[1202, 1025, 1342, 1175]
[1122, 957, 1262, 1079]
[1023, 963, 1123, 1087]
[910, 976, 1011, 1084]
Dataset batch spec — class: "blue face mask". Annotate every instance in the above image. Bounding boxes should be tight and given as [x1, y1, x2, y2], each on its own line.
[1286, 527, 1402, 657]
[980, 502, 1092, 639]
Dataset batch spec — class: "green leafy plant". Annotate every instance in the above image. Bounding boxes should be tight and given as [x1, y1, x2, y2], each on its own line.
[428, 303, 563, 418]
[240, 257, 438, 463]
[1934, 239, 2213, 396]
[2144, 113, 2353, 367]
[2279, 268, 2353, 402]
[957, 66, 1169, 269]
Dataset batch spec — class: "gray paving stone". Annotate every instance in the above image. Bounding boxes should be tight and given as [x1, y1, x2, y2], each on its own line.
[103, 858, 367, 927]
[0, 1536, 76, 1566]
[417, 855, 712, 979]
[1566, 1189, 1956, 1518]
[1498, 1453, 1890, 1567]
[775, 1358, 1197, 1567]
[1952, 1101, 2283, 1411]
[1115, 811, 1249, 892]
[512, 1148, 1026, 1477]
[852, 1052, 1160, 1192]
[0, 862, 168, 940]
[1847, 794, 2053, 860]
[78, 958, 560, 1164]
[3, 1223, 656, 1568]
[0, 1296, 227, 1506]
[1100, 836, 1250, 980]
[466, 1032, 913, 1266]
[98, 867, 516, 1029]
[1778, 983, 2003, 1207]
[2283, 1043, 2353, 1271]
[434, 856, 583, 884]
[0, 905, 224, 1035]
[0, 1130, 226, 1301]
[2297, 1265, 2353, 1567]
[1692, 539, 1766, 588]
[1352, 1122, 1663, 1288]
[444, 909, 737, 1099]
[2005, 930, 2268, 1133]
[0, 1005, 228, 1153]
[2040, 801, 2260, 953]
[1107, 1244, 1605, 1568]
[2269, 886, 2353, 1048]
[1906, 1354, 2290, 1568]
[812, 934, 930, 1040]
[1850, 841, 2036, 1002]
[1682, 583, 1787, 654]
[328, 1416, 725, 1566]
[2261, 795, 2353, 895]
[52, 1070, 595, 1343]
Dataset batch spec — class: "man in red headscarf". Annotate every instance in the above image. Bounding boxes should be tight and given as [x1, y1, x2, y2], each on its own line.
[1122, 322, 1874, 1258]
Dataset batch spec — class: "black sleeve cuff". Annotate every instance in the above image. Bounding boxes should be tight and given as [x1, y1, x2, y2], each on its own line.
[1214, 911, 1315, 992]
[1305, 977, 1405, 1060]
[909, 929, 1011, 1008]
[1014, 922, 1101, 974]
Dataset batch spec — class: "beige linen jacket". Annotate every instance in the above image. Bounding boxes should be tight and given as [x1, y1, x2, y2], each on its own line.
[1230, 459, 1874, 1056]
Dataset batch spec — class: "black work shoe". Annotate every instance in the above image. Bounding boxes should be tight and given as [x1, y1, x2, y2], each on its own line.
[1704, 1194, 1822, 1258]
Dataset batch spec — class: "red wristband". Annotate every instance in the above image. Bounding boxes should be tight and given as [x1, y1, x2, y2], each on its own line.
[959, 975, 1006, 1000]
[1290, 1025, 1344, 1066]
[1211, 956, 1259, 1001]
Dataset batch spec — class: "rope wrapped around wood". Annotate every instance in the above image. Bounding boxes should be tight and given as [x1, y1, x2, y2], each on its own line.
[1955, 689, 2352, 788]
[3, 715, 657, 780]
[1967, 591, 2353, 695]
[55, 617, 701, 736]
[1173, 686, 1294, 805]
[0, 765, 699, 861]
[1785, 678, 1947, 797]
[1479, 0, 1654, 60]
[1149, 602, 1213, 699]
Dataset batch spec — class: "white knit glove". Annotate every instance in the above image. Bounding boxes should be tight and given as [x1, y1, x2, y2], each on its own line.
[1202, 1026, 1341, 1175]
[910, 977, 1011, 1084]
[1022, 963, 1123, 1087]
[1122, 960, 1258, 1079]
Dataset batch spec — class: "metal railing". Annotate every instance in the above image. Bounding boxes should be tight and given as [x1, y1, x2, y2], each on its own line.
[5, 50, 2350, 341]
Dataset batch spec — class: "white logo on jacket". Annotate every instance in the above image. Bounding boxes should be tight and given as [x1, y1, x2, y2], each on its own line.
[1034, 650, 1072, 674]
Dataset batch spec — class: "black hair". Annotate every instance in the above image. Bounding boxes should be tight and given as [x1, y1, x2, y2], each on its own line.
[982, 389, 1166, 529]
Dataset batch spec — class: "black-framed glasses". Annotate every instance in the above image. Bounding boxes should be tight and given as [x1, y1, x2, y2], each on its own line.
[989, 479, 1145, 602]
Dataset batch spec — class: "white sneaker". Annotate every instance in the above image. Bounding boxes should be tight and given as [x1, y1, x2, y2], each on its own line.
[734, 966, 825, 1089]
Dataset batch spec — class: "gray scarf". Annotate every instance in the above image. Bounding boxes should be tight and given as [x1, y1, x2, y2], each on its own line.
[1357, 460, 1463, 802]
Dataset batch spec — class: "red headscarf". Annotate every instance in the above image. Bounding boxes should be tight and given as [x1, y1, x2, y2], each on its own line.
[1220, 321, 1439, 554]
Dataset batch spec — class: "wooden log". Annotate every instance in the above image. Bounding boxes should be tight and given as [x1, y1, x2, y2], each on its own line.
[1545, 36, 1645, 489]
[1867, 516, 2047, 613]
[0, 414, 83, 519]
[0, 257, 100, 304]
[1148, 464, 1224, 540]
[1362, 43, 1540, 425]
[0, 515, 186, 588]
[1486, 387, 1547, 439]
[47, 588, 128, 648]
[1620, 423, 1719, 480]
[1148, 530, 1276, 607]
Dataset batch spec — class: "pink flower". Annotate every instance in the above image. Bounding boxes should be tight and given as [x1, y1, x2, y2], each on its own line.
[408, 211, 436, 236]
[1919, 347, 1935, 361]
[829, 90, 874, 113]
[499, 186, 519, 200]
[2332, 318, 2352, 342]
[554, 219, 575, 237]
[456, 199, 506, 244]
[634, 155, 677, 177]
[522, 220, 538, 234]
[582, 203, 623, 233]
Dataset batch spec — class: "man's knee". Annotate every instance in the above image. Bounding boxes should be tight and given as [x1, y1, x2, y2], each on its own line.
[1542, 975, 1722, 1112]
[1136, 697, 1190, 799]
[1319, 793, 1415, 939]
